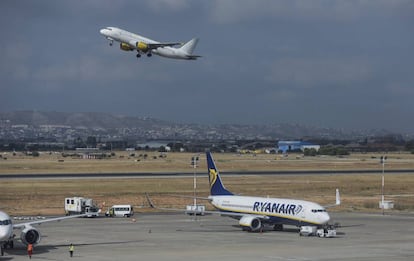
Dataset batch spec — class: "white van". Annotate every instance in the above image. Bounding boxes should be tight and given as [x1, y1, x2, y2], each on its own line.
[105, 205, 134, 217]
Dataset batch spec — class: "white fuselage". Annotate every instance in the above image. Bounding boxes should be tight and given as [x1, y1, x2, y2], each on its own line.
[0, 211, 13, 243]
[100, 27, 158, 46]
[209, 195, 330, 226]
[99, 27, 196, 60]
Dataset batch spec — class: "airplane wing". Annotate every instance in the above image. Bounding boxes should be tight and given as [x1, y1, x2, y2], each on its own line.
[129, 40, 181, 50]
[145, 193, 268, 219]
[13, 213, 87, 229]
[163, 194, 211, 201]
[147, 42, 181, 49]
[216, 211, 269, 220]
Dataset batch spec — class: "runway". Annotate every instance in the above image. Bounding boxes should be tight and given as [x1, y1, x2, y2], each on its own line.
[4, 212, 414, 260]
[1, 169, 414, 179]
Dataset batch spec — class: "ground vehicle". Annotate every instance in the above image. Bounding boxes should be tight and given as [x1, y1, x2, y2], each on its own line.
[316, 225, 337, 238]
[105, 205, 134, 217]
[64, 197, 100, 217]
[185, 205, 205, 216]
[299, 226, 317, 236]
[299, 225, 337, 237]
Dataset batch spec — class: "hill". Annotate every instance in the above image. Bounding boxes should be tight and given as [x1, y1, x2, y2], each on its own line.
[0, 110, 397, 140]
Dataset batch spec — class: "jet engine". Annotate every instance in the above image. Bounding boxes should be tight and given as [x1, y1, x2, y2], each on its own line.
[20, 226, 41, 245]
[136, 42, 149, 52]
[239, 216, 262, 232]
[120, 43, 134, 51]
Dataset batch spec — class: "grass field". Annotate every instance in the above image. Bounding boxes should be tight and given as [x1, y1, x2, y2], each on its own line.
[2, 151, 414, 174]
[1, 151, 414, 215]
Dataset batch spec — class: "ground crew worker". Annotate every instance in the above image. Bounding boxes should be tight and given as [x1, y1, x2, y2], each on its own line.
[27, 243, 33, 259]
[69, 243, 74, 257]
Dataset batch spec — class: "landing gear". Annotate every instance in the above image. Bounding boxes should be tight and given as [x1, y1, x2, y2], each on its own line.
[147, 52, 152, 57]
[273, 224, 283, 231]
[136, 53, 141, 58]
[1, 245, 4, 256]
[109, 40, 113, 46]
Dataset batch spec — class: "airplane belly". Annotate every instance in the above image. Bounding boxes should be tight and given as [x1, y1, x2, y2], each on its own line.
[153, 48, 186, 59]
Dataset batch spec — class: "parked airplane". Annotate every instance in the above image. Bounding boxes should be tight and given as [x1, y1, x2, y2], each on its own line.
[0, 210, 85, 256]
[204, 152, 340, 232]
[100, 27, 201, 60]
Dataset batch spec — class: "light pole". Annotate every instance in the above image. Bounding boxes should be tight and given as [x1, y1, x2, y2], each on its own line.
[380, 155, 387, 215]
[191, 155, 199, 217]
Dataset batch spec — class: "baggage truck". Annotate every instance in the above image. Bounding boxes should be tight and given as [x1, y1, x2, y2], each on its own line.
[65, 197, 100, 217]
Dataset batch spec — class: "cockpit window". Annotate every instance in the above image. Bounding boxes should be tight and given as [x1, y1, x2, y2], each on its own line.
[0, 219, 11, 225]
[311, 209, 326, 213]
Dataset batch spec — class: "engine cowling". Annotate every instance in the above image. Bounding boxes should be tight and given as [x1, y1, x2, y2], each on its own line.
[120, 43, 134, 51]
[239, 216, 262, 232]
[20, 226, 41, 245]
[136, 42, 149, 52]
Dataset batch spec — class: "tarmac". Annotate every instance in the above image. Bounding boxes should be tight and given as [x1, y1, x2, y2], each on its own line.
[3, 211, 414, 261]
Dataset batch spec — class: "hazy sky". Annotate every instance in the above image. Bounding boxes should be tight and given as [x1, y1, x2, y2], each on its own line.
[1, 0, 414, 132]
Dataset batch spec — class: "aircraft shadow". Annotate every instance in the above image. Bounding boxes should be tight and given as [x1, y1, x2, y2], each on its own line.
[337, 223, 365, 228]
[3, 240, 144, 256]
[176, 225, 301, 234]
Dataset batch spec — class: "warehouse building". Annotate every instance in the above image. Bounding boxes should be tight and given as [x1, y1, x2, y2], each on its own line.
[277, 141, 320, 154]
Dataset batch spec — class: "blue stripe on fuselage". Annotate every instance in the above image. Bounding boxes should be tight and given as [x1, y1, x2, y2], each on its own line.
[212, 203, 320, 226]
[252, 201, 297, 215]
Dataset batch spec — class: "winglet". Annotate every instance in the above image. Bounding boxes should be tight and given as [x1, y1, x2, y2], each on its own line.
[335, 188, 341, 206]
[323, 188, 340, 208]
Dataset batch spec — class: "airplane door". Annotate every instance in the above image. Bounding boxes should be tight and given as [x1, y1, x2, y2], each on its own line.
[300, 206, 306, 220]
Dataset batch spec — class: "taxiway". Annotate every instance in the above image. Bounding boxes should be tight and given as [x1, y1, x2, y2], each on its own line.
[4, 212, 414, 260]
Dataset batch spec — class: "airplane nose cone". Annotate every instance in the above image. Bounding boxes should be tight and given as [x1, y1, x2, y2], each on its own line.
[0, 227, 11, 241]
[322, 213, 331, 224]
[100, 29, 105, 35]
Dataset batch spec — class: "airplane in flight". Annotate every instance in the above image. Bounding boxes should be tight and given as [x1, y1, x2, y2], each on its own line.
[100, 27, 201, 60]
[0, 210, 85, 256]
[199, 152, 340, 232]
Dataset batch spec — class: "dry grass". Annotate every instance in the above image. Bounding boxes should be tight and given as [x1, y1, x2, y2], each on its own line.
[1, 151, 414, 215]
[2, 174, 414, 216]
[1, 151, 414, 174]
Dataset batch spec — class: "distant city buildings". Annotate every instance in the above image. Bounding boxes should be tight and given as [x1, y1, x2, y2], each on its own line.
[277, 141, 320, 153]
[0, 111, 411, 153]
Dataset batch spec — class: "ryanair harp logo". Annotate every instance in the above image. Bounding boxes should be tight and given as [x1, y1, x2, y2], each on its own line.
[209, 168, 218, 188]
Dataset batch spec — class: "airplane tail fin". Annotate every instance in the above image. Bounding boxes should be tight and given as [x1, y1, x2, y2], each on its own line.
[206, 152, 233, 196]
[180, 38, 199, 54]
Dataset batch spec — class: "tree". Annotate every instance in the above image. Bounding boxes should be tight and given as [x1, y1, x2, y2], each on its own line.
[304, 148, 317, 156]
